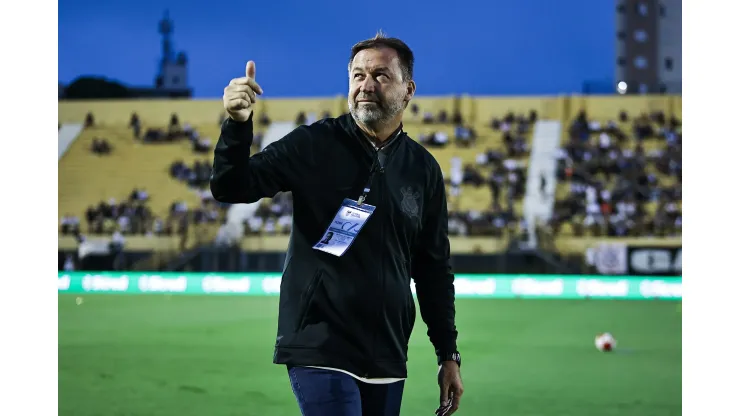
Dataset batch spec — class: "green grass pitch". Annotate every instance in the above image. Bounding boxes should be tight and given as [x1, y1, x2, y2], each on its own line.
[59, 295, 681, 415]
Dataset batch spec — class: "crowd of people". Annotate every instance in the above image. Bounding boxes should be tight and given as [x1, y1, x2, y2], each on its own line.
[548, 109, 682, 238]
[245, 192, 295, 235]
[170, 159, 212, 189]
[128, 112, 213, 153]
[417, 111, 535, 239]
[445, 151, 529, 237]
[60, 186, 228, 243]
[62, 106, 681, 244]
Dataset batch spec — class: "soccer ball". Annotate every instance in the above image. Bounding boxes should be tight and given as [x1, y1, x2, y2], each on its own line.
[595, 333, 616, 352]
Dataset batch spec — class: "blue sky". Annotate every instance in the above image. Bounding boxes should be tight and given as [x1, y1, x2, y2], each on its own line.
[58, 0, 615, 98]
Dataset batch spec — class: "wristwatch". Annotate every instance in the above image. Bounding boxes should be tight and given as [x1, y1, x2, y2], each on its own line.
[437, 351, 461, 368]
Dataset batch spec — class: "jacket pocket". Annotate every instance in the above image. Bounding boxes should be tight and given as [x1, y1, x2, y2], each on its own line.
[402, 260, 416, 343]
[403, 290, 416, 343]
[295, 269, 324, 331]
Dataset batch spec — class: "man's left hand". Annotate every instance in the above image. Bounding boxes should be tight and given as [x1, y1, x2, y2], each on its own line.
[436, 361, 464, 415]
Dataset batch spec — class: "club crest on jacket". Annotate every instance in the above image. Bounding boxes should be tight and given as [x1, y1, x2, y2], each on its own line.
[400, 187, 420, 218]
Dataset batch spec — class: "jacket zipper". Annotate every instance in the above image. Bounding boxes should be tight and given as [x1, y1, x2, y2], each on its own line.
[354, 128, 399, 378]
[368, 148, 385, 378]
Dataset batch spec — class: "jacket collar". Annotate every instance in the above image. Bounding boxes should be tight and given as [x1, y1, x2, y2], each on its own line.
[340, 113, 405, 154]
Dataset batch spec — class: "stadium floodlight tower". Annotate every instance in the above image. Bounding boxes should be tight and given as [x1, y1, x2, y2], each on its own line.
[155, 10, 188, 91]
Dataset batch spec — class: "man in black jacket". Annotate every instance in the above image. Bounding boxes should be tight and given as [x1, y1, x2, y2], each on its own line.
[211, 32, 463, 416]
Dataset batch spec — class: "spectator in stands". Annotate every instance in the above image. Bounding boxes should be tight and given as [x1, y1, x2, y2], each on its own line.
[517, 116, 530, 135]
[476, 148, 504, 167]
[420, 130, 448, 147]
[91, 138, 111, 155]
[503, 131, 527, 157]
[258, 112, 271, 126]
[454, 125, 475, 147]
[60, 214, 80, 235]
[193, 136, 211, 153]
[170, 160, 212, 189]
[619, 110, 629, 123]
[129, 188, 149, 202]
[295, 111, 306, 125]
[491, 117, 500, 130]
[84, 206, 97, 232]
[129, 112, 142, 138]
[129, 112, 140, 128]
[409, 103, 420, 121]
[143, 128, 164, 142]
[437, 110, 448, 123]
[84, 112, 94, 128]
[462, 164, 485, 187]
[170, 160, 188, 181]
[452, 111, 463, 125]
[569, 110, 590, 142]
[422, 110, 434, 123]
[488, 169, 503, 204]
[633, 114, 655, 141]
[167, 113, 182, 138]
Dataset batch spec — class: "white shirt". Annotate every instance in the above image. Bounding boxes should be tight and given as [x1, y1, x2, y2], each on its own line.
[305, 366, 405, 384]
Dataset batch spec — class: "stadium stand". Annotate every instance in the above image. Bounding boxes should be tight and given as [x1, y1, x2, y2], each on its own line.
[553, 109, 681, 236]
[58, 94, 681, 264]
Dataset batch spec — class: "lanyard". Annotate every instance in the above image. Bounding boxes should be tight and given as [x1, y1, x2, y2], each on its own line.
[355, 128, 401, 206]
[357, 151, 382, 206]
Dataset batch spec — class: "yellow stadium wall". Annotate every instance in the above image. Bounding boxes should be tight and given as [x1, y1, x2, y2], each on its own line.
[402, 95, 457, 120]
[568, 94, 676, 120]
[59, 99, 233, 126]
[260, 96, 346, 120]
[672, 95, 681, 119]
[459, 95, 564, 124]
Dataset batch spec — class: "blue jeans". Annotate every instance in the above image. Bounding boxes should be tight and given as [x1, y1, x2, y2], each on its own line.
[287, 366, 405, 416]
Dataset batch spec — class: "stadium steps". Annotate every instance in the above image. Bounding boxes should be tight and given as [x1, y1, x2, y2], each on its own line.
[259, 122, 297, 151]
[58, 123, 84, 160]
[524, 120, 561, 237]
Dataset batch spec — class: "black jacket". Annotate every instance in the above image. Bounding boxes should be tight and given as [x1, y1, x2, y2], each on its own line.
[210, 113, 458, 379]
